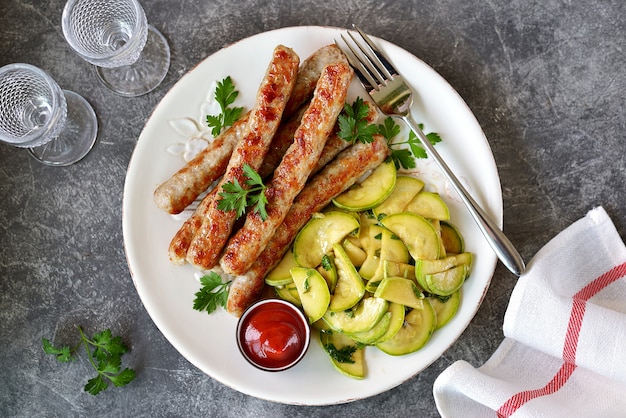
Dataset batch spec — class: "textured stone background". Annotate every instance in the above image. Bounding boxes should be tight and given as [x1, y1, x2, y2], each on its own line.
[1, 0, 624, 416]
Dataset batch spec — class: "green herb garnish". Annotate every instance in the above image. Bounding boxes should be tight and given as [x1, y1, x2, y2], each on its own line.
[217, 164, 269, 220]
[193, 272, 231, 314]
[378, 116, 442, 169]
[338, 99, 443, 169]
[206, 76, 244, 136]
[42, 327, 136, 395]
[338, 97, 378, 144]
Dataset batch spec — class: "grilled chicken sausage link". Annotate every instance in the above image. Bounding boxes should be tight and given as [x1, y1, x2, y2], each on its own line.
[283, 44, 348, 117]
[186, 45, 300, 270]
[227, 135, 389, 316]
[257, 105, 306, 179]
[167, 188, 218, 265]
[220, 63, 353, 276]
[153, 115, 249, 215]
[154, 44, 348, 215]
[166, 71, 375, 266]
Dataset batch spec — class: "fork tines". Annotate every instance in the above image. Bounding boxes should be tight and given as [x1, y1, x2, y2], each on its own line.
[336, 25, 398, 92]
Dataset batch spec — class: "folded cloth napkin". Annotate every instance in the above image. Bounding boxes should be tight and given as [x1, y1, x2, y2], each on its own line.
[433, 206, 626, 418]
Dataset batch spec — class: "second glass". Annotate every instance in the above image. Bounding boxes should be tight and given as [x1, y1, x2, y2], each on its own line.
[62, 0, 170, 97]
[0, 63, 98, 166]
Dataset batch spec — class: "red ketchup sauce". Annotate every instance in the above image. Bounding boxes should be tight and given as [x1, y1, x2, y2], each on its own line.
[237, 300, 309, 371]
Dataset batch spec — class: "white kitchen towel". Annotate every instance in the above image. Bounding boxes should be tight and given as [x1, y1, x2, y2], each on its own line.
[433, 206, 626, 417]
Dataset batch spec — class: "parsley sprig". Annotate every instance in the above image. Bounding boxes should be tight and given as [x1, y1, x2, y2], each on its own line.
[193, 272, 231, 314]
[42, 327, 136, 395]
[217, 164, 269, 220]
[338, 97, 378, 144]
[337, 98, 443, 169]
[206, 76, 244, 137]
[378, 116, 442, 169]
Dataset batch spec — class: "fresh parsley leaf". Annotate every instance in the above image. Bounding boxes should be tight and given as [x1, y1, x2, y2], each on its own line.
[108, 367, 137, 387]
[242, 163, 263, 186]
[247, 190, 269, 221]
[42, 338, 75, 362]
[377, 117, 443, 169]
[42, 326, 135, 395]
[218, 178, 248, 217]
[377, 116, 401, 141]
[193, 272, 230, 314]
[84, 375, 108, 396]
[427, 131, 443, 146]
[205, 115, 222, 134]
[91, 329, 127, 362]
[390, 148, 415, 170]
[338, 97, 378, 144]
[217, 164, 268, 220]
[222, 106, 243, 130]
[216, 76, 240, 107]
[206, 76, 244, 137]
[407, 129, 427, 159]
[323, 343, 357, 364]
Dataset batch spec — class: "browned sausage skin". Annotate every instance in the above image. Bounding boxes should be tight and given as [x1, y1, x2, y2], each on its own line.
[167, 187, 218, 265]
[220, 63, 354, 276]
[186, 45, 300, 270]
[153, 44, 348, 216]
[257, 105, 306, 179]
[153, 115, 249, 214]
[226, 135, 389, 316]
[163, 70, 368, 264]
[283, 44, 348, 117]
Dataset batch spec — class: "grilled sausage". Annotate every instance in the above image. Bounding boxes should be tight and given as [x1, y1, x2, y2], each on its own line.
[167, 188, 218, 264]
[186, 45, 300, 270]
[257, 105, 307, 179]
[283, 44, 348, 117]
[153, 115, 249, 214]
[154, 44, 348, 215]
[220, 63, 354, 275]
[226, 135, 389, 316]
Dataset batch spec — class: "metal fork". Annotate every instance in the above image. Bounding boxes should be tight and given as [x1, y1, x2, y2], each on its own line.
[337, 25, 525, 276]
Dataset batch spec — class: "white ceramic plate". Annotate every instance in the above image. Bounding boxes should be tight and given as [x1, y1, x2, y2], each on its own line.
[123, 26, 501, 405]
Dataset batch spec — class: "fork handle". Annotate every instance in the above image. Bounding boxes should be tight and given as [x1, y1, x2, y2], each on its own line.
[403, 114, 526, 276]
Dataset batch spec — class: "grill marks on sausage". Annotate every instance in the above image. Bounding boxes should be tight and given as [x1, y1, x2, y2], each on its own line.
[153, 115, 250, 214]
[167, 187, 218, 265]
[219, 63, 354, 276]
[153, 44, 346, 216]
[163, 45, 353, 266]
[185, 45, 300, 270]
[157, 44, 390, 316]
[283, 44, 348, 117]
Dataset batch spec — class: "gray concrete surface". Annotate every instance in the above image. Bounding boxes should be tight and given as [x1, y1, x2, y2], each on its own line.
[1, 0, 624, 416]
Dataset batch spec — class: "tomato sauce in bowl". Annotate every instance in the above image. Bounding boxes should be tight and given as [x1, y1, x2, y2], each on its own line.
[236, 299, 310, 371]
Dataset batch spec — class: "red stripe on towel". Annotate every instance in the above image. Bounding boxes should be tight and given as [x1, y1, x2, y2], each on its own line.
[496, 261, 626, 417]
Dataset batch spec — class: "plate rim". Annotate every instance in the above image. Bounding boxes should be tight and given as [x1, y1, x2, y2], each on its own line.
[122, 25, 501, 405]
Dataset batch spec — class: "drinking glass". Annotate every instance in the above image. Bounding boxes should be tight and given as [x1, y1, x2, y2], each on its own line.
[0, 63, 98, 166]
[62, 0, 170, 97]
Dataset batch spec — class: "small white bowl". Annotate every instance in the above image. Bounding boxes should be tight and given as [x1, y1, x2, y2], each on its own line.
[236, 299, 311, 372]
